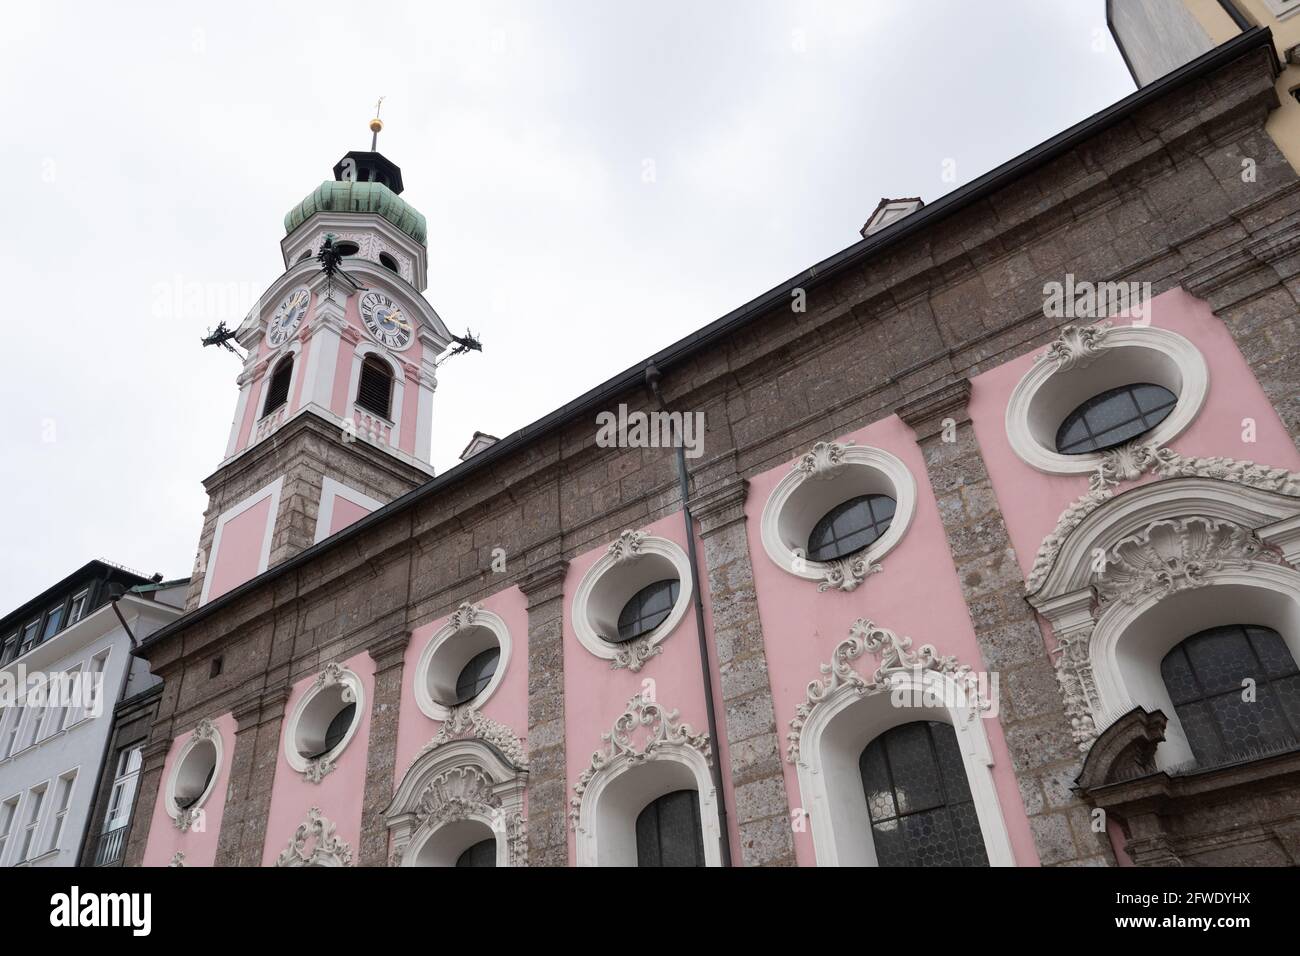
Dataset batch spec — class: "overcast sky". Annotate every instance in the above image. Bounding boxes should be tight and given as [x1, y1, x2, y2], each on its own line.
[0, 1, 1133, 613]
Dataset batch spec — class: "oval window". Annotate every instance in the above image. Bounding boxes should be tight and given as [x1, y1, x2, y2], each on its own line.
[615, 579, 681, 643]
[807, 494, 896, 563]
[453, 647, 500, 705]
[333, 240, 360, 257]
[1054, 382, 1177, 455]
[379, 252, 399, 271]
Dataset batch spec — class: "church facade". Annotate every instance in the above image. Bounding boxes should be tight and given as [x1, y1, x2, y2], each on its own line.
[128, 28, 1300, 867]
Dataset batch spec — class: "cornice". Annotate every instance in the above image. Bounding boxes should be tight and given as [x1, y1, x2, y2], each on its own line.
[367, 628, 412, 670]
[895, 378, 972, 440]
[687, 478, 749, 537]
[517, 559, 569, 603]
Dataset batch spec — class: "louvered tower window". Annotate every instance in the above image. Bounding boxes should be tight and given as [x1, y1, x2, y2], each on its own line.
[262, 355, 293, 416]
[356, 355, 394, 419]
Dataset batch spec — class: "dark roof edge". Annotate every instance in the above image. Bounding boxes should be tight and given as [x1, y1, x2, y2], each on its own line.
[140, 26, 1278, 652]
[2, 559, 151, 632]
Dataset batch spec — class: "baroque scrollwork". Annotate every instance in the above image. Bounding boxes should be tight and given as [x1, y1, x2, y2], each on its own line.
[609, 635, 662, 672]
[786, 619, 988, 763]
[817, 552, 883, 593]
[173, 807, 202, 833]
[569, 694, 711, 828]
[167, 851, 186, 868]
[1026, 444, 1300, 593]
[449, 601, 480, 632]
[275, 807, 354, 867]
[1093, 516, 1281, 607]
[193, 718, 218, 741]
[1051, 627, 1101, 751]
[417, 705, 528, 769]
[314, 662, 357, 703]
[607, 529, 647, 562]
[1037, 322, 1112, 371]
[796, 440, 853, 479]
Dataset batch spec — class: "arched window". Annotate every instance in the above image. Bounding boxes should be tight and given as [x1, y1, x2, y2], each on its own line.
[859, 721, 989, 867]
[1160, 624, 1300, 766]
[454, 648, 500, 705]
[615, 579, 680, 643]
[1054, 382, 1177, 455]
[262, 355, 294, 416]
[356, 355, 394, 419]
[635, 789, 704, 867]
[807, 493, 897, 562]
[455, 838, 497, 867]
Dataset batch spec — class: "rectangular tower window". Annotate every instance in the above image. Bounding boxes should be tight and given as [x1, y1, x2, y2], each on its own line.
[2, 706, 23, 759]
[40, 603, 65, 641]
[50, 665, 80, 735]
[105, 746, 143, 832]
[18, 619, 40, 655]
[18, 783, 46, 862]
[0, 795, 18, 864]
[67, 589, 89, 626]
[24, 691, 46, 750]
[46, 771, 76, 853]
[84, 650, 110, 717]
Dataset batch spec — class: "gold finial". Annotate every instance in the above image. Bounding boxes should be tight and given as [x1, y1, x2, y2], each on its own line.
[370, 96, 385, 149]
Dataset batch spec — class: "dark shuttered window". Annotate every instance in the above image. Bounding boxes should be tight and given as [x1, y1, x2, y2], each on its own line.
[356, 355, 393, 419]
[262, 356, 293, 416]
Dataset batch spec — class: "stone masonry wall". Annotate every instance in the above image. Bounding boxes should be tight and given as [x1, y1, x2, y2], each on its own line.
[135, 45, 1300, 866]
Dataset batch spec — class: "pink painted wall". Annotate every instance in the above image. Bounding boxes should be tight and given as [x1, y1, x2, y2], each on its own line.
[745, 415, 1041, 866]
[969, 288, 1300, 582]
[205, 496, 272, 603]
[560, 513, 742, 864]
[398, 367, 419, 457]
[259, 650, 375, 867]
[141, 712, 237, 867]
[329, 497, 373, 537]
[393, 587, 531, 786]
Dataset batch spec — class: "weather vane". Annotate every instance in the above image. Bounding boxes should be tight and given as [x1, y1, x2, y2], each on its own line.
[370, 96, 385, 151]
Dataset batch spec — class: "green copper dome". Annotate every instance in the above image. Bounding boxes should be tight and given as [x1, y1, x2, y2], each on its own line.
[284, 179, 427, 245]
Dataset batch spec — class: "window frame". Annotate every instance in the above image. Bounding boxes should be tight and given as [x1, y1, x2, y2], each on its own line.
[1160, 623, 1300, 767]
[355, 353, 395, 420]
[46, 770, 77, 854]
[17, 782, 47, 863]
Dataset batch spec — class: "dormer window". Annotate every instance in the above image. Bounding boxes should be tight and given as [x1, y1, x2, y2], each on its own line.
[357, 355, 393, 419]
[262, 355, 294, 416]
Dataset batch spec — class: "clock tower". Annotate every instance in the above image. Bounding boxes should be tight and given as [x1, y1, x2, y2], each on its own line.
[184, 125, 454, 610]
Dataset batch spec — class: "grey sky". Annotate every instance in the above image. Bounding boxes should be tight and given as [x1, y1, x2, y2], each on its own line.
[0, 1, 1133, 613]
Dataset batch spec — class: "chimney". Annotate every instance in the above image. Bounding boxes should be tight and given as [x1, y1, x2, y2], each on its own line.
[861, 197, 924, 238]
[459, 431, 500, 461]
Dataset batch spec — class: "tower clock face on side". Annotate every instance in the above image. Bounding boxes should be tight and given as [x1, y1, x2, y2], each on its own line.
[267, 286, 311, 348]
[359, 290, 414, 351]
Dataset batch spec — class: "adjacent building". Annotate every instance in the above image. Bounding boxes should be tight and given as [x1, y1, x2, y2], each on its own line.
[1110, 0, 1300, 169]
[0, 563, 185, 866]
[109, 26, 1300, 868]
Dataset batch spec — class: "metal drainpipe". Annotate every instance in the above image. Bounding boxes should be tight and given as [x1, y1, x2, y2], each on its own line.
[644, 360, 734, 866]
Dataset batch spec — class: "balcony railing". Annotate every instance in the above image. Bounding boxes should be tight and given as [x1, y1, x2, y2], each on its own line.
[93, 825, 127, 866]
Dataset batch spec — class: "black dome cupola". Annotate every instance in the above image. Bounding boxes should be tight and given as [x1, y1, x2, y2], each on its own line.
[332, 151, 404, 194]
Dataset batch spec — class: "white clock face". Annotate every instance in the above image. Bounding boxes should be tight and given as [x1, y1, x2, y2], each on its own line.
[267, 286, 311, 348]
[359, 290, 414, 351]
